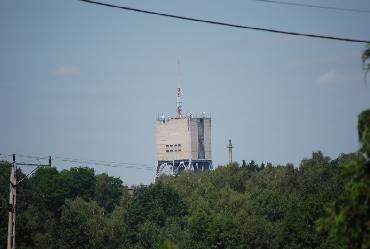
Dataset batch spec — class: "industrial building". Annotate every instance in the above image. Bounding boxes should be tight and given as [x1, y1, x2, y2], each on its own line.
[155, 88, 212, 176]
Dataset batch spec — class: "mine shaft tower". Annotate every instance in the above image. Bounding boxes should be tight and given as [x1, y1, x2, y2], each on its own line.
[156, 88, 212, 176]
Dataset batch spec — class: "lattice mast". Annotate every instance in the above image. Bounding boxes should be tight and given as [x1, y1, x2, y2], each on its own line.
[176, 87, 182, 118]
[227, 139, 233, 163]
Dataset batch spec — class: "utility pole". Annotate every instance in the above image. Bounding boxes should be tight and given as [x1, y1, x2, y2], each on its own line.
[7, 154, 51, 249]
[227, 139, 233, 164]
[7, 154, 16, 249]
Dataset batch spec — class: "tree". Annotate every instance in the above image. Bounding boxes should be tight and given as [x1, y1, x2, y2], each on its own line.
[318, 110, 370, 249]
[358, 110, 370, 159]
[160, 240, 180, 249]
[95, 173, 123, 213]
[362, 43, 370, 84]
[29, 167, 65, 213]
[0, 162, 13, 248]
[124, 183, 187, 247]
[0, 162, 34, 249]
[57, 198, 108, 249]
[59, 167, 96, 200]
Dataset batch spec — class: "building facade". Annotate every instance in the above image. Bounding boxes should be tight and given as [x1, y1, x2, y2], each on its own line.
[156, 115, 212, 176]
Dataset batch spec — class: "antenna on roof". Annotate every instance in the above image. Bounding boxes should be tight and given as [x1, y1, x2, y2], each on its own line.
[176, 60, 183, 118]
[176, 87, 182, 118]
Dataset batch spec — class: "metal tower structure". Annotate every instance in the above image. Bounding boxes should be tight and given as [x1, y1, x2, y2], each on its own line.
[176, 87, 182, 118]
[227, 139, 233, 164]
[156, 88, 212, 177]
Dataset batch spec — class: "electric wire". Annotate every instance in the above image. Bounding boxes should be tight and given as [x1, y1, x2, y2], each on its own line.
[54, 156, 154, 169]
[16, 155, 49, 166]
[0, 153, 155, 171]
[56, 158, 154, 171]
[54, 156, 153, 168]
[78, 0, 370, 43]
[17, 167, 40, 185]
[252, 0, 370, 14]
[0, 153, 12, 159]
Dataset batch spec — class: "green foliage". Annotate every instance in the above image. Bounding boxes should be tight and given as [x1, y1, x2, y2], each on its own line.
[318, 110, 370, 249]
[95, 173, 123, 212]
[124, 183, 187, 248]
[358, 109, 370, 158]
[160, 240, 180, 249]
[0, 152, 356, 249]
[158, 151, 343, 249]
[0, 164, 127, 249]
[1, 108, 369, 249]
[58, 198, 108, 249]
[0, 161, 12, 248]
[59, 167, 96, 200]
[362, 42, 370, 83]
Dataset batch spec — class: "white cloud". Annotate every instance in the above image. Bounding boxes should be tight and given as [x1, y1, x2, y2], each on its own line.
[317, 70, 363, 86]
[317, 70, 337, 85]
[55, 64, 80, 76]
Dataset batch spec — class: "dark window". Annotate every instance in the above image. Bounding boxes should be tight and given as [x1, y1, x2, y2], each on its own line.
[170, 150, 173, 152]
[166, 150, 169, 152]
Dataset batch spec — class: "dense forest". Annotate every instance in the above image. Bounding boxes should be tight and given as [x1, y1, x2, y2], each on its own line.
[1, 110, 369, 249]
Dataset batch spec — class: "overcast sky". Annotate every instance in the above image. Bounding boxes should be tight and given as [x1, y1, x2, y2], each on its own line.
[1, 0, 369, 185]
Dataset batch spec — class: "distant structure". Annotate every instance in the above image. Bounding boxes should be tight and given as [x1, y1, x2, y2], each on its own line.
[156, 88, 212, 177]
[176, 87, 182, 118]
[227, 139, 233, 164]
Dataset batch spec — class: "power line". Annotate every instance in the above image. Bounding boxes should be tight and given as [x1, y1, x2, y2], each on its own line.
[54, 156, 153, 167]
[54, 156, 154, 169]
[0, 153, 12, 159]
[253, 0, 370, 14]
[56, 158, 154, 171]
[1, 153, 155, 171]
[16, 154, 49, 165]
[78, 0, 370, 43]
[17, 154, 49, 160]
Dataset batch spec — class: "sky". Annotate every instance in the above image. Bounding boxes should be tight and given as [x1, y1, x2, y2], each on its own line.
[0, 0, 369, 185]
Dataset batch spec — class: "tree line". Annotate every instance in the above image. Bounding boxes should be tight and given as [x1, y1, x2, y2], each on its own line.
[1, 109, 369, 249]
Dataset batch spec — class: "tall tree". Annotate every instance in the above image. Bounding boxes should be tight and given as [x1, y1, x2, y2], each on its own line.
[362, 43, 370, 84]
[57, 198, 108, 249]
[124, 183, 187, 248]
[94, 173, 123, 213]
[318, 110, 370, 249]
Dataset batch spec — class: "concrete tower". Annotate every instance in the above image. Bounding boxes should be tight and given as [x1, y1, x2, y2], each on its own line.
[156, 88, 212, 176]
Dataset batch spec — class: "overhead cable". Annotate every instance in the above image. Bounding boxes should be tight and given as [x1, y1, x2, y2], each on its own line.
[9, 153, 152, 167]
[1, 153, 154, 171]
[56, 158, 153, 171]
[78, 0, 370, 43]
[253, 0, 370, 14]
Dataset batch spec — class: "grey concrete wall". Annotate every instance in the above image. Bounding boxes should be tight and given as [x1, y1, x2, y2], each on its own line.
[189, 118, 212, 160]
[156, 118, 191, 161]
[156, 117, 212, 161]
[204, 118, 212, 160]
